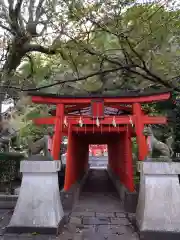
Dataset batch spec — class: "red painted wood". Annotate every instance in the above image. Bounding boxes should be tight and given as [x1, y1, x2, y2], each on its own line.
[52, 104, 64, 160]
[65, 116, 134, 125]
[33, 116, 135, 125]
[31, 92, 170, 104]
[30, 92, 170, 190]
[124, 128, 134, 192]
[51, 104, 133, 116]
[33, 115, 167, 128]
[133, 103, 148, 161]
[65, 104, 89, 112]
[64, 131, 89, 190]
[63, 132, 68, 136]
[73, 134, 79, 185]
[143, 116, 167, 124]
[79, 139, 89, 177]
[33, 117, 56, 125]
[118, 133, 125, 184]
[31, 96, 90, 104]
[91, 100, 104, 118]
[50, 104, 89, 115]
[64, 115, 166, 125]
[108, 135, 121, 177]
[76, 133, 118, 144]
[64, 124, 73, 191]
[104, 92, 170, 104]
[108, 104, 132, 112]
[107, 142, 115, 173]
[69, 126, 126, 132]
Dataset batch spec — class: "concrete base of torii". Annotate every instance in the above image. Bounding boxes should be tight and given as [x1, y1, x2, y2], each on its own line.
[136, 161, 180, 240]
[7, 158, 64, 234]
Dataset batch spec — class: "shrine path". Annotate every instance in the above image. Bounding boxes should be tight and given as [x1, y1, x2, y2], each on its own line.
[0, 169, 139, 240]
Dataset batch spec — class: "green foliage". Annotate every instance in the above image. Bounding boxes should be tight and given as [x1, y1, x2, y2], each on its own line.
[132, 137, 138, 154]
[3, 0, 180, 149]
[134, 175, 140, 186]
[18, 105, 49, 147]
[8, 1, 180, 95]
[19, 123, 46, 146]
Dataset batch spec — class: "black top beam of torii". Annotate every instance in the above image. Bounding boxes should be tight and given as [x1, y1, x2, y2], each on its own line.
[27, 88, 172, 99]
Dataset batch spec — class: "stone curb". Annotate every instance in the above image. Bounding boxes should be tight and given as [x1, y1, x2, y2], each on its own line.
[107, 166, 138, 213]
[0, 195, 18, 209]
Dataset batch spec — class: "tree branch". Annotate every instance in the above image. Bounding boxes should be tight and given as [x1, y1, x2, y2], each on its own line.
[23, 43, 56, 54]
[14, 0, 23, 17]
[2, 66, 125, 91]
[129, 68, 176, 90]
[65, 31, 175, 90]
[125, 36, 173, 88]
[67, 48, 80, 79]
[7, 0, 13, 12]
[0, 1, 10, 22]
[0, 22, 13, 33]
[35, 0, 45, 22]
[88, 9, 175, 91]
[19, 54, 36, 90]
[18, 12, 25, 30]
[80, 43, 122, 66]
[25, 54, 34, 79]
[28, 0, 35, 22]
[8, 0, 22, 34]
[125, 36, 147, 69]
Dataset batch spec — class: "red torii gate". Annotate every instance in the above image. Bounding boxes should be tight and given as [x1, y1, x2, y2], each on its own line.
[28, 89, 171, 192]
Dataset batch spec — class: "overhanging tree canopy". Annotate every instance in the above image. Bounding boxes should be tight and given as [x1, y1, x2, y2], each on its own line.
[0, 0, 180, 96]
[0, 0, 180, 145]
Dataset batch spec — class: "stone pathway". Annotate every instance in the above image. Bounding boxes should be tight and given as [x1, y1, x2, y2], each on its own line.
[0, 169, 138, 239]
[59, 169, 138, 239]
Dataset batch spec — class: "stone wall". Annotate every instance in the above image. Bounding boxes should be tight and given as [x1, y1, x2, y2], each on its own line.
[107, 165, 138, 213]
[60, 170, 89, 214]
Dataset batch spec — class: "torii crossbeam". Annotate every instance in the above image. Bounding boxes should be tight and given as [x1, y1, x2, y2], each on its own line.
[28, 89, 171, 161]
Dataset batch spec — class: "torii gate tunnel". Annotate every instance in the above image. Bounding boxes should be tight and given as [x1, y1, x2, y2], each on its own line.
[28, 89, 171, 193]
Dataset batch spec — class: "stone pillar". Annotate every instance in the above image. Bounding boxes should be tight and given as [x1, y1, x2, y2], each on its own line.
[7, 159, 64, 234]
[136, 162, 180, 240]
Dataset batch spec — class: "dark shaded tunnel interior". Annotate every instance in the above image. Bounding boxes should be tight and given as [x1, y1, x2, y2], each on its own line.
[73, 169, 124, 214]
[82, 169, 117, 194]
[64, 130, 134, 192]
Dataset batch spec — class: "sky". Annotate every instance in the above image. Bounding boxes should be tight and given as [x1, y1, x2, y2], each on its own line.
[2, 102, 14, 113]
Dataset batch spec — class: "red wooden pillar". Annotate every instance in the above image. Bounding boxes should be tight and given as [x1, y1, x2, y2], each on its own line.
[64, 124, 73, 191]
[118, 133, 125, 183]
[52, 104, 64, 160]
[108, 142, 114, 171]
[108, 135, 120, 176]
[124, 127, 134, 192]
[80, 138, 88, 176]
[75, 134, 82, 180]
[85, 143, 89, 170]
[132, 103, 148, 161]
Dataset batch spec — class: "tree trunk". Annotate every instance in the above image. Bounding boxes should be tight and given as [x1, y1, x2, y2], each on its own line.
[0, 95, 3, 134]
